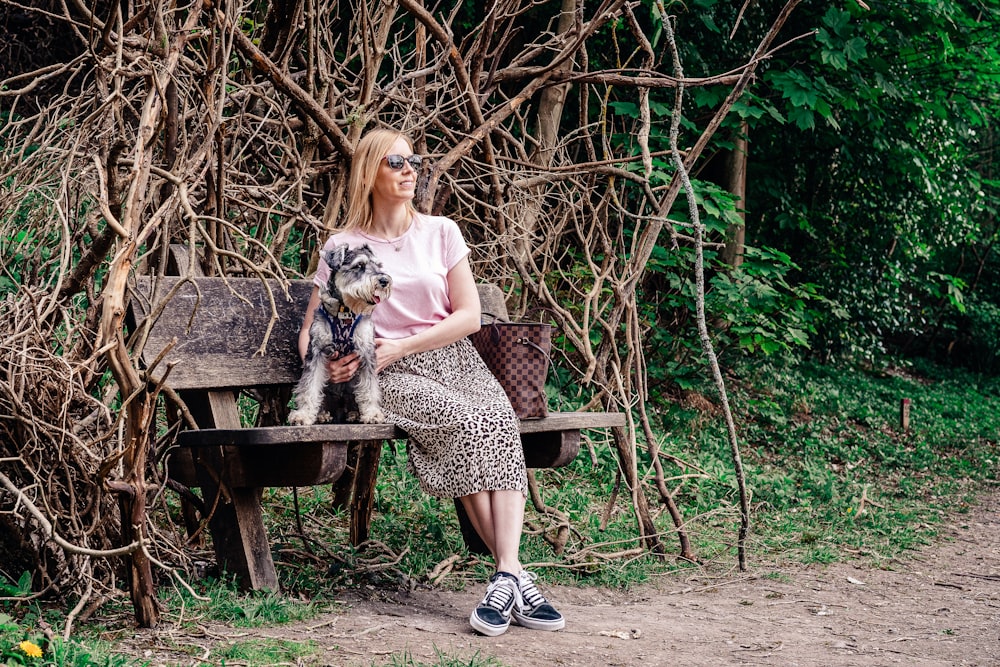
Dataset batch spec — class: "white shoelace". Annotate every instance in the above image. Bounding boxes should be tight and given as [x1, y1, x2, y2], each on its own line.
[518, 571, 548, 610]
[482, 576, 519, 613]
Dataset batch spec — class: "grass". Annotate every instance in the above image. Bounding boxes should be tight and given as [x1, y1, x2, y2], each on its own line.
[380, 649, 507, 666]
[210, 637, 318, 664]
[727, 357, 1000, 565]
[5, 356, 1000, 666]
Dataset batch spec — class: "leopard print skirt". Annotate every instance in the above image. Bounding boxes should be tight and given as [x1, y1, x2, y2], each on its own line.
[379, 338, 528, 499]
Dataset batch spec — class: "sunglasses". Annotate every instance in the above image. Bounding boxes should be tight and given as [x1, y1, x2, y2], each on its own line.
[384, 154, 423, 170]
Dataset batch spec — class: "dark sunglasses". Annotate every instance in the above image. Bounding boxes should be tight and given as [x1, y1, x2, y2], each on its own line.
[384, 154, 423, 170]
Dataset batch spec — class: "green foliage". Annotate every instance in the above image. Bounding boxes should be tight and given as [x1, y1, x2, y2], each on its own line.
[0, 612, 142, 667]
[0, 572, 32, 598]
[707, 246, 827, 355]
[638, 234, 830, 389]
[645, 1, 1000, 368]
[733, 1, 1000, 364]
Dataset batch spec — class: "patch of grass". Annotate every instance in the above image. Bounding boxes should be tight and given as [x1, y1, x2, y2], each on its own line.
[211, 637, 318, 664]
[161, 575, 323, 627]
[159, 356, 1000, 606]
[11, 356, 999, 665]
[379, 648, 508, 667]
[720, 357, 1000, 564]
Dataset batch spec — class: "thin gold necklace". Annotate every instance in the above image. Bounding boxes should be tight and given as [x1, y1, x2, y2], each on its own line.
[374, 217, 410, 251]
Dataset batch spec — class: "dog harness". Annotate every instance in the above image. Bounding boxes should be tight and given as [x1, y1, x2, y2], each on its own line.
[317, 305, 363, 356]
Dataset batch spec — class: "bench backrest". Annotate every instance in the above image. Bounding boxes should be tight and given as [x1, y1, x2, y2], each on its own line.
[129, 276, 509, 392]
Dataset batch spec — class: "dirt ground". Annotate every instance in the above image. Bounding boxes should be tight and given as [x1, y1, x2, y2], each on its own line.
[126, 491, 1000, 666]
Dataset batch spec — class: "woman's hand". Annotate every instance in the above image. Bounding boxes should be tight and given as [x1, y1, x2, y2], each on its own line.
[326, 352, 360, 383]
[375, 338, 408, 373]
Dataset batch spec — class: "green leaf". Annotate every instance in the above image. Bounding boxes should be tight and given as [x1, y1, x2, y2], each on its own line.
[17, 570, 31, 594]
[821, 48, 848, 71]
[822, 7, 852, 36]
[765, 105, 787, 124]
[844, 37, 867, 62]
[788, 107, 816, 131]
[608, 101, 638, 116]
[769, 70, 819, 108]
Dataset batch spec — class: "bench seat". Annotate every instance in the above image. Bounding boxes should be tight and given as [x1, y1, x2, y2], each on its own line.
[175, 411, 625, 480]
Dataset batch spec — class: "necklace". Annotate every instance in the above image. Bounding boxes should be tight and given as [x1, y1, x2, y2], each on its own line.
[365, 220, 410, 252]
[360, 233, 405, 252]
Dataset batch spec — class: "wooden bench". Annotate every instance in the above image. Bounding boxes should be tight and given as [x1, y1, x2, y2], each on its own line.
[129, 274, 624, 591]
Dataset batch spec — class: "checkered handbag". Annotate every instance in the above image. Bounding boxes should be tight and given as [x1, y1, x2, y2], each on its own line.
[469, 316, 553, 419]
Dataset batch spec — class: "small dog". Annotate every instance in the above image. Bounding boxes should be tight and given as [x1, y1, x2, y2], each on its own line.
[288, 243, 392, 425]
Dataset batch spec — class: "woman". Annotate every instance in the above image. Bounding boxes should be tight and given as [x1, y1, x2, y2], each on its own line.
[298, 128, 564, 637]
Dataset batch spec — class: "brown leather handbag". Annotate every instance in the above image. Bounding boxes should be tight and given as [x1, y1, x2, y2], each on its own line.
[470, 316, 553, 419]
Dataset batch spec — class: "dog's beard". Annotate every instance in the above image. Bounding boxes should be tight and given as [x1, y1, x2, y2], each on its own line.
[337, 278, 392, 316]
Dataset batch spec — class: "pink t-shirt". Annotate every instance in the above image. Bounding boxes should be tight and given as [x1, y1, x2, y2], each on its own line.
[314, 213, 471, 339]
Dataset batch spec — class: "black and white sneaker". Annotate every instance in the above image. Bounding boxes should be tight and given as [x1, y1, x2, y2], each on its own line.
[512, 570, 565, 631]
[470, 571, 521, 637]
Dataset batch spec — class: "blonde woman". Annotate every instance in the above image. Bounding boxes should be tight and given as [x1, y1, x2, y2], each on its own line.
[299, 128, 564, 637]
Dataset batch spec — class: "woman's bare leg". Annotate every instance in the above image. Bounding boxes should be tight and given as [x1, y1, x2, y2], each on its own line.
[459, 489, 525, 574]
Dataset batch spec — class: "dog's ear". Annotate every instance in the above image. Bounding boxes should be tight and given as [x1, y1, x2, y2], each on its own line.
[324, 243, 348, 270]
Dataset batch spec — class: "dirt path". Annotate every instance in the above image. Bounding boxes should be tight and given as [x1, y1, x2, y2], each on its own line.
[129, 492, 1000, 666]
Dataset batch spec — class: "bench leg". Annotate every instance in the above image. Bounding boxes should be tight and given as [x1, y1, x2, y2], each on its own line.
[196, 454, 279, 591]
[331, 441, 362, 511]
[349, 440, 383, 546]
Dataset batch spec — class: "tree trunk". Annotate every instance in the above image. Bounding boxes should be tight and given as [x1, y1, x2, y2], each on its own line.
[719, 121, 748, 269]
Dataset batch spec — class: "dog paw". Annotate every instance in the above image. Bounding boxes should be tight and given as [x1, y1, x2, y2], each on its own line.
[287, 409, 315, 426]
[359, 409, 386, 424]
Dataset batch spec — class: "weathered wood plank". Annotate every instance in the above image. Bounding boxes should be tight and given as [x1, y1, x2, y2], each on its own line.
[130, 277, 312, 390]
[130, 279, 511, 392]
[518, 411, 627, 433]
[174, 412, 622, 490]
[176, 412, 625, 448]
[178, 423, 404, 446]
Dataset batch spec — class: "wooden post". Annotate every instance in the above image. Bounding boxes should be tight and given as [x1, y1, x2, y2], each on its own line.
[350, 441, 384, 546]
[900, 398, 911, 431]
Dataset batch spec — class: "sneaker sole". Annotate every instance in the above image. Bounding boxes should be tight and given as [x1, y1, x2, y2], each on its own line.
[512, 613, 565, 631]
[470, 612, 511, 637]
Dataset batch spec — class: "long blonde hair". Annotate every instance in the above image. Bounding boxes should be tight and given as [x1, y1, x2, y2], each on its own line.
[341, 128, 418, 232]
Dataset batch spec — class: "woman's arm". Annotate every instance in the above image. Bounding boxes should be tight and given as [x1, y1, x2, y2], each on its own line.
[375, 255, 481, 372]
[297, 287, 321, 361]
[299, 285, 359, 382]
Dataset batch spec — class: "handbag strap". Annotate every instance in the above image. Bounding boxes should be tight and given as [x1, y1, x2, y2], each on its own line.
[516, 337, 552, 362]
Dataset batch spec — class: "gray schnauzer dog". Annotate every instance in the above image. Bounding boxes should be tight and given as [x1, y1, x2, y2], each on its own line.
[288, 243, 392, 425]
